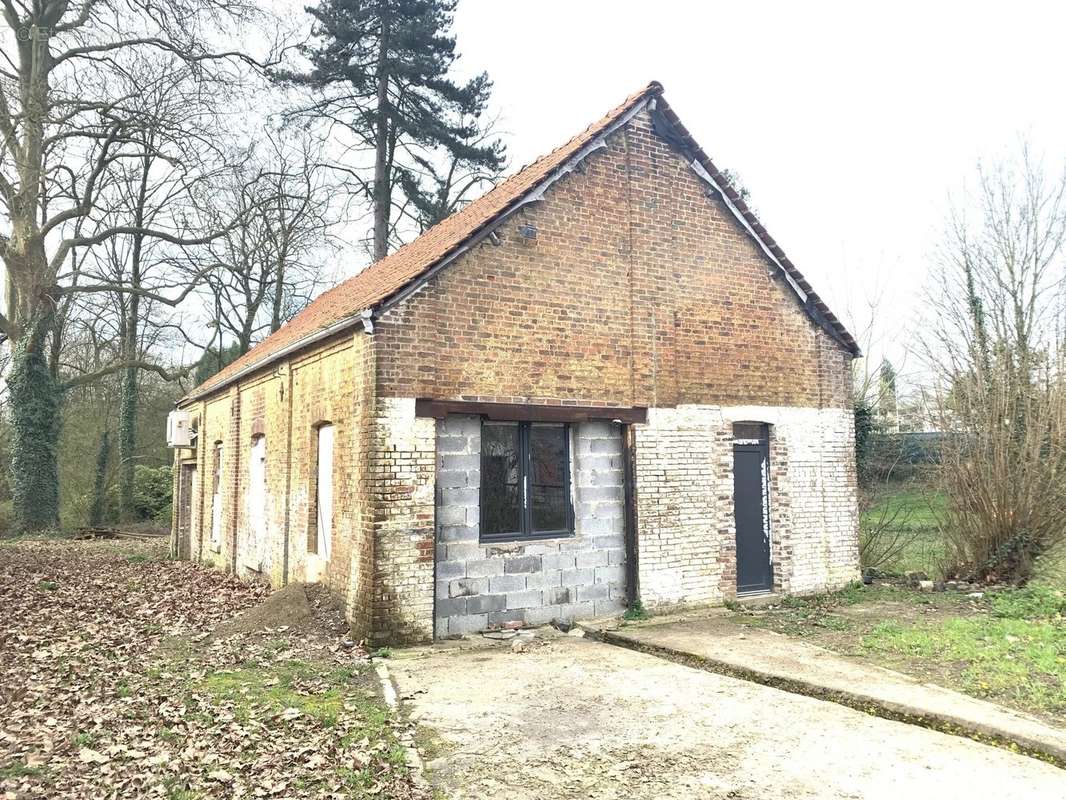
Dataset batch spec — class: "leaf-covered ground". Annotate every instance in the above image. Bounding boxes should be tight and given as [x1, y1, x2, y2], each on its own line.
[0, 538, 423, 799]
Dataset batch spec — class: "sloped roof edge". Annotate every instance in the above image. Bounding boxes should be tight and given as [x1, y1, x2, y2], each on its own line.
[182, 80, 857, 405]
[647, 96, 859, 356]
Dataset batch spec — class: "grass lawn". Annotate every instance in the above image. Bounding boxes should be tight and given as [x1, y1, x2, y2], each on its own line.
[730, 582, 1066, 726]
[860, 483, 948, 576]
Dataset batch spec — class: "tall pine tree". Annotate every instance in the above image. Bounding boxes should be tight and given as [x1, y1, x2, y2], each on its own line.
[278, 0, 505, 260]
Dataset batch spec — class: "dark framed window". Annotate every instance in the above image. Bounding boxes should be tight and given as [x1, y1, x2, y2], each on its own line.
[480, 421, 573, 542]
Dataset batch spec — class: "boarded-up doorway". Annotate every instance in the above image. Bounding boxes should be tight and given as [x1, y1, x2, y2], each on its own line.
[176, 463, 197, 560]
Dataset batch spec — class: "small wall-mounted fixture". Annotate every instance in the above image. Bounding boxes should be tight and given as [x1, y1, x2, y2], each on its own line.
[359, 308, 375, 334]
[518, 223, 537, 240]
[166, 410, 196, 448]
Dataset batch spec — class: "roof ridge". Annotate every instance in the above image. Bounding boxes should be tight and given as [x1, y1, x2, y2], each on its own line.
[183, 78, 855, 403]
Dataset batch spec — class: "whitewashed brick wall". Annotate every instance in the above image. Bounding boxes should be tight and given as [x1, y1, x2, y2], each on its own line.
[634, 404, 859, 608]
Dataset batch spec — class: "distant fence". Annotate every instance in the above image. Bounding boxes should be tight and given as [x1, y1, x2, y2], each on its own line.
[865, 431, 946, 481]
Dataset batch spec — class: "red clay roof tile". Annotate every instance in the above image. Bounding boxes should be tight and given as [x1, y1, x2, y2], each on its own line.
[187, 81, 666, 399]
[186, 80, 856, 402]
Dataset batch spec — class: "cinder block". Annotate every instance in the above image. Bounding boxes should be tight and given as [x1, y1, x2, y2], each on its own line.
[592, 534, 625, 550]
[542, 552, 576, 570]
[446, 613, 488, 635]
[577, 486, 623, 503]
[579, 517, 622, 536]
[488, 574, 525, 593]
[488, 609, 525, 627]
[440, 415, 480, 437]
[446, 542, 483, 561]
[436, 469, 471, 489]
[575, 549, 608, 569]
[436, 436, 470, 455]
[506, 589, 544, 610]
[524, 570, 560, 589]
[547, 586, 572, 605]
[467, 594, 506, 614]
[595, 565, 625, 586]
[441, 487, 479, 507]
[559, 601, 597, 621]
[438, 525, 477, 543]
[576, 583, 609, 602]
[504, 555, 542, 574]
[594, 598, 626, 617]
[522, 605, 561, 625]
[559, 568, 594, 586]
[435, 596, 467, 617]
[437, 505, 468, 526]
[435, 560, 465, 580]
[440, 454, 480, 472]
[448, 578, 486, 597]
[465, 558, 504, 578]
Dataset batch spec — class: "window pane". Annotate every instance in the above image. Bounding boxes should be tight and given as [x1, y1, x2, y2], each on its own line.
[530, 424, 568, 532]
[481, 423, 521, 536]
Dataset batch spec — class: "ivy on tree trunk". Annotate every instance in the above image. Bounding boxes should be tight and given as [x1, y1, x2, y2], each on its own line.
[9, 335, 61, 531]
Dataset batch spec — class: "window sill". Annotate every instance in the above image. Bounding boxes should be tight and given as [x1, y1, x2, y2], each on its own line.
[479, 530, 575, 546]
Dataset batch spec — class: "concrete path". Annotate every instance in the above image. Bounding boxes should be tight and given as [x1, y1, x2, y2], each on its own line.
[583, 612, 1066, 765]
[388, 633, 1065, 799]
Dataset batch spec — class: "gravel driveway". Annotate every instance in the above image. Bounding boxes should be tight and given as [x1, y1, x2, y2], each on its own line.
[389, 631, 1064, 800]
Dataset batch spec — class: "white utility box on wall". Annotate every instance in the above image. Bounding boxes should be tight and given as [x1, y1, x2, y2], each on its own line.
[166, 410, 194, 448]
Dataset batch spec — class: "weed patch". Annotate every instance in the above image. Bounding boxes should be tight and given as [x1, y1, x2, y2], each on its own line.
[989, 586, 1066, 620]
[863, 616, 1066, 715]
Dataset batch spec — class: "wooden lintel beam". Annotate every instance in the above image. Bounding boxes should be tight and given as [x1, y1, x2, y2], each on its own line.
[414, 399, 647, 424]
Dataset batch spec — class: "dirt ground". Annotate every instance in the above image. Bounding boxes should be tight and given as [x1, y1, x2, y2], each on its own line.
[0, 538, 421, 799]
[388, 631, 1066, 800]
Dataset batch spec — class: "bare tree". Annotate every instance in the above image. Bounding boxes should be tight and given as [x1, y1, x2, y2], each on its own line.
[188, 129, 338, 357]
[924, 143, 1066, 582]
[0, 1, 267, 530]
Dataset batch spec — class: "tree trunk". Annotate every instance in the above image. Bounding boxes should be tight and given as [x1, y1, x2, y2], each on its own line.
[372, 18, 390, 262]
[118, 157, 150, 520]
[89, 429, 111, 526]
[117, 358, 138, 520]
[9, 328, 61, 531]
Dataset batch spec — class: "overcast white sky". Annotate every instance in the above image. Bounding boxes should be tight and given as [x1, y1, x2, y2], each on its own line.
[446, 0, 1066, 377]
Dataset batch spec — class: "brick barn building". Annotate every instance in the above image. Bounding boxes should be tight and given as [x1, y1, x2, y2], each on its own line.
[170, 82, 861, 644]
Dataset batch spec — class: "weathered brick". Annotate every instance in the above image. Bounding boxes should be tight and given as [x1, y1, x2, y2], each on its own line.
[177, 103, 859, 649]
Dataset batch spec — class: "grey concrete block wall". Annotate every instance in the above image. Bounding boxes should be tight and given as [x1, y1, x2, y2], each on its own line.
[434, 415, 627, 637]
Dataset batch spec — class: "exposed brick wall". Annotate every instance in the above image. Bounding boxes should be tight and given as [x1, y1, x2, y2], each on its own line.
[174, 103, 859, 641]
[368, 398, 436, 644]
[433, 415, 626, 638]
[373, 108, 851, 411]
[171, 333, 380, 634]
[635, 404, 860, 609]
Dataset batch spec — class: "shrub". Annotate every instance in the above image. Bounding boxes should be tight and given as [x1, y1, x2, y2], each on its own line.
[132, 465, 172, 526]
[0, 500, 13, 537]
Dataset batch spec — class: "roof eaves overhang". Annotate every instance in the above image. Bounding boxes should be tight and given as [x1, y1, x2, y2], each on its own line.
[178, 309, 374, 406]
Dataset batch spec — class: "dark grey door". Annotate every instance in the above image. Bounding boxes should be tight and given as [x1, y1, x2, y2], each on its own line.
[733, 427, 772, 594]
